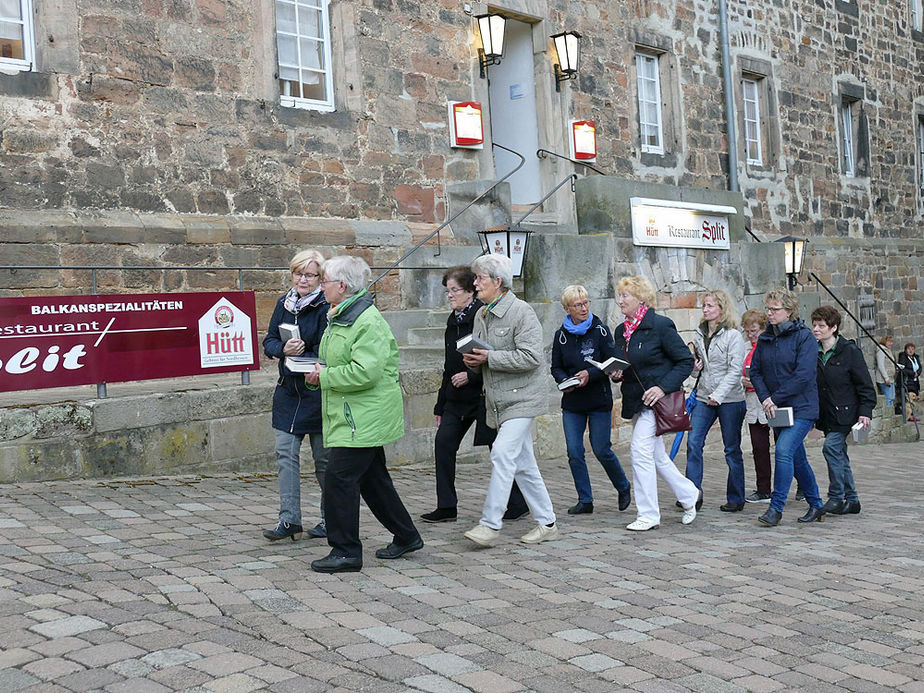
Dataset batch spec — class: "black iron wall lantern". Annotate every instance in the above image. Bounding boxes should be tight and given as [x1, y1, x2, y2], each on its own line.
[551, 31, 581, 91]
[775, 235, 807, 290]
[476, 13, 507, 78]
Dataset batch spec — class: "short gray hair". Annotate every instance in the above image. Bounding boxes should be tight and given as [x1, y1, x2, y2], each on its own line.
[322, 255, 371, 296]
[471, 253, 513, 289]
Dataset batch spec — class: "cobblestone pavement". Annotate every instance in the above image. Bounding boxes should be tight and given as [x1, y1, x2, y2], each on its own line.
[1, 441, 923, 692]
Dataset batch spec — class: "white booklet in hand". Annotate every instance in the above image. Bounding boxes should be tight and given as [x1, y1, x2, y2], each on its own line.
[286, 356, 323, 373]
[558, 376, 582, 391]
[585, 356, 630, 374]
[279, 323, 300, 343]
[766, 406, 794, 427]
[456, 334, 494, 354]
[851, 420, 870, 443]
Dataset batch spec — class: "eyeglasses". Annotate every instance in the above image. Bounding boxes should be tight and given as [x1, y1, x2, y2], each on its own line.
[569, 301, 590, 310]
[765, 306, 786, 313]
[293, 272, 320, 280]
[446, 288, 468, 295]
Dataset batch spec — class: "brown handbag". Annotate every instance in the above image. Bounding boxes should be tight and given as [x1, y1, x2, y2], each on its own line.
[652, 389, 693, 437]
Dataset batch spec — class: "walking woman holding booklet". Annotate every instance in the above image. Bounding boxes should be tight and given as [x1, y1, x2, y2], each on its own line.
[748, 288, 826, 526]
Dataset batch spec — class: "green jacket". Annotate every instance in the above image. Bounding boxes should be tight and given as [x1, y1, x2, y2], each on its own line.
[318, 290, 404, 448]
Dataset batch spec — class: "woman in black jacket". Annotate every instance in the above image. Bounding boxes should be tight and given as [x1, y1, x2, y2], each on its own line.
[551, 285, 630, 515]
[261, 249, 330, 541]
[420, 266, 526, 523]
[897, 343, 921, 420]
[610, 276, 699, 531]
[811, 306, 876, 516]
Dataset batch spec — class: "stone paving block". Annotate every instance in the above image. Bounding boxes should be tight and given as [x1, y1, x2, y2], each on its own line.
[29, 614, 106, 638]
[203, 672, 266, 692]
[68, 641, 147, 667]
[403, 674, 472, 693]
[104, 679, 173, 693]
[416, 652, 481, 676]
[569, 653, 623, 672]
[21, 656, 85, 680]
[452, 669, 525, 693]
[0, 667, 41, 690]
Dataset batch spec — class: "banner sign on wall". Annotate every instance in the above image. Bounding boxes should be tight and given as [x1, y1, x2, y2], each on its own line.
[0, 291, 260, 394]
[630, 197, 736, 250]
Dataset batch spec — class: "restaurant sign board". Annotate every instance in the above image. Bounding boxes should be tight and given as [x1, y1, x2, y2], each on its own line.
[0, 291, 259, 394]
[630, 197, 736, 250]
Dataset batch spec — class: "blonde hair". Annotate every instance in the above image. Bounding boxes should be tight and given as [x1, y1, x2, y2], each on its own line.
[560, 285, 589, 308]
[703, 289, 738, 329]
[741, 309, 767, 329]
[290, 249, 325, 274]
[764, 287, 799, 320]
[616, 276, 656, 307]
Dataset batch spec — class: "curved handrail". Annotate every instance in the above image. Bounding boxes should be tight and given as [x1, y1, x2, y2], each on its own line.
[536, 147, 607, 176]
[368, 143, 527, 293]
[513, 173, 578, 227]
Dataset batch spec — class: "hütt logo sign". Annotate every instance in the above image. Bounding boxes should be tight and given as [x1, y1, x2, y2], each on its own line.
[630, 197, 736, 250]
[0, 291, 259, 394]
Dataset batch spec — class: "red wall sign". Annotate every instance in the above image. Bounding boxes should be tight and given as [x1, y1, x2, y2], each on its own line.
[0, 291, 260, 394]
[449, 101, 484, 148]
[571, 120, 597, 160]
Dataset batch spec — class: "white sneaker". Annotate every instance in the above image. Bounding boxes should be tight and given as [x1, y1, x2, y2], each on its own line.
[681, 505, 697, 525]
[464, 523, 500, 547]
[520, 523, 559, 544]
[626, 518, 660, 531]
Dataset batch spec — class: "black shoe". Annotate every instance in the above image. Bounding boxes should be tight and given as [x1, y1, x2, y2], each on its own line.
[502, 507, 529, 521]
[675, 490, 703, 511]
[835, 500, 861, 515]
[567, 502, 594, 515]
[720, 502, 745, 512]
[794, 488, 805, 501]
[618, 483, 632, 512]
[420, 507, 457, 523]
[375, 535, 424, 560]
[758, 508, 782, 526]
[311, 553, 362, 573]
[306, 521, 327, 538]
[798, 506, 826, 523]
[820, 498, 845, 514]
[263, 522, 303, 541]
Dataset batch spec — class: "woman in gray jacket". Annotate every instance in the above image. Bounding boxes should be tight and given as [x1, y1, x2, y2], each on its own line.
[462, 254, 558, 548]
[684, 290, 748, 511]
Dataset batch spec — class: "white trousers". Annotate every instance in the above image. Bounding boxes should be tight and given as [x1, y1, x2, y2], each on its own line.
[481, 417, 556, 529]
[631, 410, 700, 524]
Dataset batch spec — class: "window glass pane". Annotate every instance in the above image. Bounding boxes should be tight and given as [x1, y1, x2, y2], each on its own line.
[299, 37, 322, 71]
[277, 33, 297, 65]
[0, 20, 23, 59]
[276, 2, 296, 34]
[299, 71, 326, 101]
[0, 0, 22, 19]
[297, 5, 321, 39]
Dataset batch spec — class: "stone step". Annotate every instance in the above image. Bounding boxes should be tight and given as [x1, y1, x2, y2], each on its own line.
[407, 326, 446, 346]
[382, 308, 445, 345]
[398, 345, 444, 367]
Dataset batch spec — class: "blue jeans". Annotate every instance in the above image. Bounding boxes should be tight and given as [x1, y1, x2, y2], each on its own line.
[770, 418, 822, 512]
[877, 382, 895, 407]
[274, 429, 329, 525]
[562, 409, 630, 504]
[684, 400, 747, 504]
[822, 430, 858, 503]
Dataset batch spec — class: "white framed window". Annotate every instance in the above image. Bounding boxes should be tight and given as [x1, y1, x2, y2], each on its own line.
[0, 0, 34, 73]
[914, 0, 924, 31]
[743, 78, 763, 165]
[918, 116, 924, 192]
[275, 0, 334, 112]
[636, 52, 663, 154]
[841, 100, 856, 177]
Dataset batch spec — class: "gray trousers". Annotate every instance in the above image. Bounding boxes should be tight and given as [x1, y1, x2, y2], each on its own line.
[274, 429, 329, 526]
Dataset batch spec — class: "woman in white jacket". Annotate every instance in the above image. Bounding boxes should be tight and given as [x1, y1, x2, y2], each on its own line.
[875, 335, 894, 408]
[683, 290, 748, 512]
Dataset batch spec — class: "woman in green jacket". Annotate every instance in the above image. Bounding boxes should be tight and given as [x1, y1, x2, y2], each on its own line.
[305, 255, 422, 573]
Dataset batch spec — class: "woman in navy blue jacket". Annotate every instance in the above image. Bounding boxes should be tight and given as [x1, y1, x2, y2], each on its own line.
[749, 288, 825, 526]
[261, 249, 330, 541]
[610, 276, 699, 531]
[551, 285, 631, 516]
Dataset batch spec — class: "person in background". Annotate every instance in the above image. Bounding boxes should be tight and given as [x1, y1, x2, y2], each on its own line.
[811, 306, 876, 516]
[421, 266, 527, 523]
[610, 276, 699, 532]
[749, 288, 825, 526]
[875, 335, 895, 408]
[897, 343, 921, 421]
[462, 254, 558, 547]
[740, 309, 772, 504]
[261, 249, 330, 542]
[683, 290, 748, 512]
[305, 256, 422, 573]
[551, 284, 631, 516]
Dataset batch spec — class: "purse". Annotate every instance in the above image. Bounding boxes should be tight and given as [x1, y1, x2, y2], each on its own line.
[652, 389, 693, 437]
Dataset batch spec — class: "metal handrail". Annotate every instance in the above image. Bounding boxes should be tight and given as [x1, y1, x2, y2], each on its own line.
[536, 147, 607, 176]
[367, 142, 527, 297]
[512, 173, 578, 227]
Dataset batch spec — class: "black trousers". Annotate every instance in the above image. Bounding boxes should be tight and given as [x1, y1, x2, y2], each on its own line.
[324, 446, 419, 559]
[434, 409, 527, 513]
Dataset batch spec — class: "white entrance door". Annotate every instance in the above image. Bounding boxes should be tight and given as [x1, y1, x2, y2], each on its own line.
[488, 18, 542, 206]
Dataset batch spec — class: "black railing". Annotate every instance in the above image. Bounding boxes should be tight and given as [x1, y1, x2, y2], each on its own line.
[537, 148, 607, 176]
[367, 143, 526, 300]
[512, 173, 579, 227]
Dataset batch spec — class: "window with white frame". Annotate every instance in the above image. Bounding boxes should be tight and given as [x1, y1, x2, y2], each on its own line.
[743, 78, 763, 165]
[275, 0, 334, 111]
[840, 98, 857, 177]
[636, 52, 663, 154]
[0, 0, 34, 72]
[914, 0, 924, 31]
[917, 115, 924, 193]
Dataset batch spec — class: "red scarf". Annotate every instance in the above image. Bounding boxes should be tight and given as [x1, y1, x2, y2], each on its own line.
[623, 304, 648, 343]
